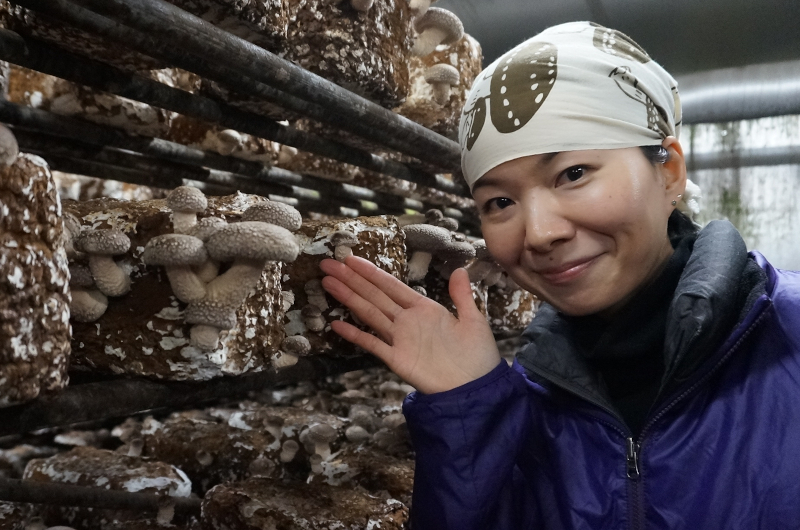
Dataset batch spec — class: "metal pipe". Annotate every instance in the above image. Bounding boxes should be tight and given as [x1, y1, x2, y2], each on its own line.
[50, 0, 463, 170]
[0, 355, 380, 436]
[21, 0, 461, 174]
[679, 60, 800, 124]
[0, 28, 467, 196]
[0, 477, 201, 515]
[687, 145, 800, 171]
[0, 101, 432, 214]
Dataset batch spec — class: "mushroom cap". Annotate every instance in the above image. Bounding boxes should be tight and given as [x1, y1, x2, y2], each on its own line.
[166, 186, 207, 213]
[307, 423, 338, 444]
[414, 7, 464, 44]
[440, 238, 476, 261]
[403, 224, 452, 252]
[301, 304, 322, 318]
[241, 201, 302, 232]
[437, 217, 459, 231]
[143, 234, 208, 266]
[424, 209, 444, 223]
[187, 216, 226, 242]
[424, 64, 460, 85]
[282, 335, 311, 356]
[63, 212, 82, 238]
[69, 263, 94, 288]
[206, 221, 299, 263]
[330, 230, 357, 247]
[74, 229, 131, 255]
[304, 278, 324, 295]
[184, 299, 238, 329]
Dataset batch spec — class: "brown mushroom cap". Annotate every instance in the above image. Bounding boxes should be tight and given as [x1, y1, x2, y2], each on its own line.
[166, 186, 207, 213]
[143, 234, 208, 266]
[282, 335, 311, 356]
[437, 217, 459, 231]
[206, 221, 299, 263]
[403, 224, 452, 252]
[440, 238, 476, 261]
[74, 229, 130, 255]
[307, 423, 338, 444]
[241, 201, 303, 232]
[68, 263, 94, 288]
[424, 209, 444, 224]
[424, 64, 460, 85]
[473, 239, 491, 260]
[414, 7, 464, 45]
[301, 304, 322, 318]
[187, 216, 226, 242]
[184, 299, 238, 329]
[330, 230, 358, 247]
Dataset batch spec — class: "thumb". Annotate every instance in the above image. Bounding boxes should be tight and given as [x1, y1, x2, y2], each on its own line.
[448, 268, 482, 320]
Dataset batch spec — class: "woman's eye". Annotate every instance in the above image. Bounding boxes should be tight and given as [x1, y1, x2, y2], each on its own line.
[558, 165, 587, 185]
[483, 197, 514, 212]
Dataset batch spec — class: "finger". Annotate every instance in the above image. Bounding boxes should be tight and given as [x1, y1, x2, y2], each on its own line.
[320, 258, 406, 320]
[342, 256, 422, 309]
[330, 319, 393, 362]
[320, 274, 395, 336]
[449, 268, 483, 320]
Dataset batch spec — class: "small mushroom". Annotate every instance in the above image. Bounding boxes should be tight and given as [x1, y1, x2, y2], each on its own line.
[126, 437, 144, 457]
[184, 299, 238, 352]
[142, 234, 208, 303]
[74, 229, 131, 297]
[351, 0, 374, 11]
[275, 335, 311, 369]
[306, 423, 338, 460]
[273, 350, 299, 369]
[379, 380, 410, 401]
[301, 304, 325, 332]
[215, 129, 243, 156]
[345, 425, 372, 443]
[403, 224, 452, 282]
[424, 64, 460, 105]
[166, 186, 207, 234]
[330, 230, 358, 262]
[279, 439, 299, 463]
[196, 450, 214, 466]
[277, 145, 298, 165]
[304, 279, 329, 311]
[466, 239, 503, 285]
[249, 456, 276, 477]
[242, 201, 303, 232]
[263, 414, 285, 442]
[412, 8, 464, 57]
[424, 208, 444, 225]
[349, 405, 378, 431]
[156, 497, 176, 526]
[69, 283, 108, 323]
[0, 123, 19, 167]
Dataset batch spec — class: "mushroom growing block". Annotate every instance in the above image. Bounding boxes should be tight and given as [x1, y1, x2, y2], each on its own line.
[284, 0, 414, 108]
[0, 153, 70, 407]
[66, 193, 286, 380]
[395, 33, 483, 138]
[201, 477, 408, 530]
[486, 284, 540, 335]
[23, 446, 192, 530]
[280, 216, 406, 356]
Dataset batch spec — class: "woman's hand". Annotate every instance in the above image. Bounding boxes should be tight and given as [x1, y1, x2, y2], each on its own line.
[319, 256, 501, 395]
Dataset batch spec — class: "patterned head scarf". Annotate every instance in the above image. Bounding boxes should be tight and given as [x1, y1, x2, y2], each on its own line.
[459, 21, 682, 189]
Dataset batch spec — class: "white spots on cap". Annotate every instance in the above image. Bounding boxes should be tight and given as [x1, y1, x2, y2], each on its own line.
[535, 93, 544, 104]
[500, 86, 507, 94]
[508, 111, 513, 118]
[514, 119, 521, 126]
[531, 83, 539, 91]
[503, 99, 510, 106]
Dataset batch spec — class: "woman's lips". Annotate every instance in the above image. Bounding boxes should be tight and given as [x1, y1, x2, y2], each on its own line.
[536, 256, 599, 285]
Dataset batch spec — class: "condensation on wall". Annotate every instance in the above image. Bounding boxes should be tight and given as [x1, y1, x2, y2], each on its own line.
[684, 115, 800, 270]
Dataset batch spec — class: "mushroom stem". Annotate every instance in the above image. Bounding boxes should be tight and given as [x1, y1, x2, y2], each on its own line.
[171, 212, 198, 234]
[193, 259, 220, 283]
[412, 27, 449, 56]
[334, 245, 354, 262]
[431, 83, 452, 105]
[407, 251, 433, 282]
[165, 265, 207, 303]
[205, 259, 265, 306]
[70, 288, 109, 322]
[190, 324, 223, 352]
[466, 260, 493, 283]
[88, 255, 131, 297]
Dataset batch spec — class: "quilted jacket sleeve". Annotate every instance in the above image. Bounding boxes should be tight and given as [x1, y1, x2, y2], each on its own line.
[402, 360, 537, 530]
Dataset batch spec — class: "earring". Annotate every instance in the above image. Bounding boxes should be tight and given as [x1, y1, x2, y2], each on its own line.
[671, 200, 677, 206]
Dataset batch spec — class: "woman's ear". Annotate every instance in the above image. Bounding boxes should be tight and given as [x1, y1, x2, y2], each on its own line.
[661, 136, 687, 200]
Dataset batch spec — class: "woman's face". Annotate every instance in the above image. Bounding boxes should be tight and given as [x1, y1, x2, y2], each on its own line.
[471, 140, 687, 316]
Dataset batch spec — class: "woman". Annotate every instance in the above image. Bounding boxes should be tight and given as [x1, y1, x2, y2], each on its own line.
[320, 22, 800, 529]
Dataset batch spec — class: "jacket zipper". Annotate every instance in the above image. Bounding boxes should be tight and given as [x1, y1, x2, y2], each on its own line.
[522, 302, 770, 530]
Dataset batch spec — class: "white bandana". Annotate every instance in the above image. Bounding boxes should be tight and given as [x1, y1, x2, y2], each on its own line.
[459, 21, 682, 189]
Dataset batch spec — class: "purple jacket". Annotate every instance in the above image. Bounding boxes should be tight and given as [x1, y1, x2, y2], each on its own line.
[403, 250, 800, 529]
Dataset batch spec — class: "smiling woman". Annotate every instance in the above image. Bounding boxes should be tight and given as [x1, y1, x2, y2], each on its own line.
[320, 21, 800, 530]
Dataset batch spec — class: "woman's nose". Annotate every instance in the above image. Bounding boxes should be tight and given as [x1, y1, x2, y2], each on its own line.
[522, 197, 574, 253]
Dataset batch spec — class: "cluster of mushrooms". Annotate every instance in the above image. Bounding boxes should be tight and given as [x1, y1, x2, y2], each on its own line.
[400, 209, 513, 288]
[142, 186, 302, 352]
